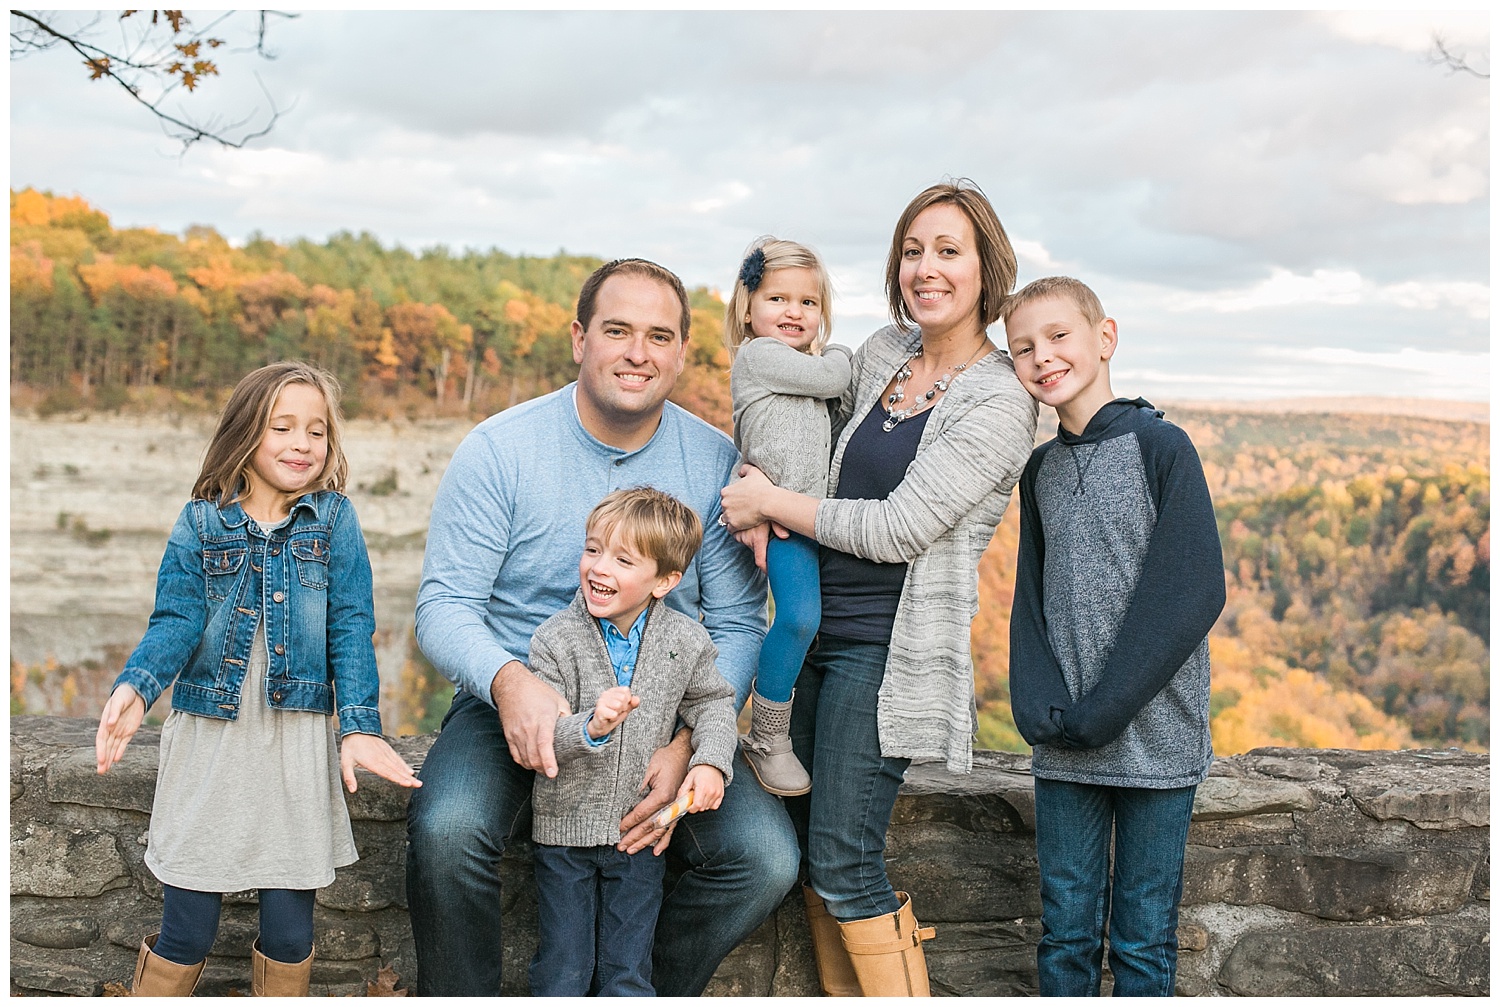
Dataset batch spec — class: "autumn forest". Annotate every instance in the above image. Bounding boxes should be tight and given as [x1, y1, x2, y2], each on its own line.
[9, 188, 1490, 754]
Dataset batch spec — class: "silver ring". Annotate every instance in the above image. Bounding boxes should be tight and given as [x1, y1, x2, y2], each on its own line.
[717, 515, 728, 528]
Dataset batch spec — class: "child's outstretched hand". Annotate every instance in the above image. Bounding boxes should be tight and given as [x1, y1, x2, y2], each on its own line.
[96, 684, 146, 775]
[339, 733, 422, 793]
[587, 686, 640, 740]
[678, 764, 725, 813]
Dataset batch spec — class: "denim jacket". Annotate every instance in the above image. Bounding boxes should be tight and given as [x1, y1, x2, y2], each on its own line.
[114, 491, 383, 737]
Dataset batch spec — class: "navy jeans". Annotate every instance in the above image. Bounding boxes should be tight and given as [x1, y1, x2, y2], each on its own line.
[786, 633, 910, 923]
[154, 885, 314, 965]
[530, 843, 666, 995]
[405, 691, 800, 996]
[1033, 778, 1198, 996]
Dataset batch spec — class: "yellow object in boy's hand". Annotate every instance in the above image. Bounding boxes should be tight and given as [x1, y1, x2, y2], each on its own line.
[651, 792, 694, 830]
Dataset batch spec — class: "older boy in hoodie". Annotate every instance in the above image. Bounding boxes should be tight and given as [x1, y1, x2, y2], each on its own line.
[1002, 277, 1225, 997]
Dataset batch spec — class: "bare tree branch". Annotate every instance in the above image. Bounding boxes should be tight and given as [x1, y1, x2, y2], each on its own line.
[9, 9, 298, 150]
[1428, 33, 1489, 79]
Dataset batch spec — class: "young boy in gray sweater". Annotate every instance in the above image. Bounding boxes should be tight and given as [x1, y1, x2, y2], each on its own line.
[1003, 277, 1225, 997]
[527, 487, 738, 996]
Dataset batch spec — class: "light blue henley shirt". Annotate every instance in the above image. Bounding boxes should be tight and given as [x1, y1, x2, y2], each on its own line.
[415, 384, 768, 714]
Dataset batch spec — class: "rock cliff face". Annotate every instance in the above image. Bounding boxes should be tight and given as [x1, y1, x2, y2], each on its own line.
[10, 716, 1489, 996]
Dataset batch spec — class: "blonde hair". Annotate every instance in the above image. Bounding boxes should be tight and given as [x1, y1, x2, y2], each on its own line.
[722, 237, 835, 358]
[1001, 276, 1107, 327]
[585, 487, 704, 576]
[193, 361, 348, 507]
[885, 178, 1017, 331]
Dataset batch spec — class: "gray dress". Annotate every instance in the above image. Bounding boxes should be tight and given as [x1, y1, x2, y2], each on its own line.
[145, 520, 358, 892]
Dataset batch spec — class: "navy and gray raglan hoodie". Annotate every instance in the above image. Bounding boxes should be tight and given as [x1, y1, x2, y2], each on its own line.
[1009, 398, 1225, 788]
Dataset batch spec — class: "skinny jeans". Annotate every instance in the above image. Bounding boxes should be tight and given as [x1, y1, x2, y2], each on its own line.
[154, 884, 314, 965]
[785, 632, 910, 922]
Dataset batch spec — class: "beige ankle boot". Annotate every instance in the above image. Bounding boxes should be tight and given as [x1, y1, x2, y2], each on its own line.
[836, 892, 936, 996]
[251, 938, 313, 996]
[742, 690, 811, 796]
[130, 933, 205, 997]
[802, 884, 861, 996]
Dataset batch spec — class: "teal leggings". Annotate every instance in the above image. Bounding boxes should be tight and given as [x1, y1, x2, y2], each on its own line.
[756, 533, 821, 702]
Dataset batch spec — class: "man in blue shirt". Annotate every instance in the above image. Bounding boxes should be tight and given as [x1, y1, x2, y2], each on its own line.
[406, 258, 799, 995]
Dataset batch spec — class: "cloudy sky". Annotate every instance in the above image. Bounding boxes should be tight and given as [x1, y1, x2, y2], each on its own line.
[9, 10, 1491, 401]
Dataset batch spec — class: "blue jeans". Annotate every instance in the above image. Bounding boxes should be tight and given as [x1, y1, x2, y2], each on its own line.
[785, 633, 910, 922]
[757, 533, 821, 702]
[531, 844, 666, 996]
[1033, 778, 1197, 996]
[405, 691, 800, 996]
[154, 885, 313, 965]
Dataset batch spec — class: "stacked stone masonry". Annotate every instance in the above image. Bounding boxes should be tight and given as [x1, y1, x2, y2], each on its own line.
[9, 715, 1488, 996]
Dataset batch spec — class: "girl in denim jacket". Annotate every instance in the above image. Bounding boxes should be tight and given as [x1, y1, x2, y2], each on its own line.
[94, 362, 420, 996]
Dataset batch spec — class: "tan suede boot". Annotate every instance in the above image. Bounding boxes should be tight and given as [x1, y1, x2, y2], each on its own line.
[130, 933, 205, 997]
[741, 690, 812, 796]
[836, 892, 936, 996]
[251, 939, 313, 996]
[802, 884, 861, 996]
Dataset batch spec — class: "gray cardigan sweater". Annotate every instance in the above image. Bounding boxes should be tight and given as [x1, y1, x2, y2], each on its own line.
[814, 325, 1037, 773]
[731, 338, 852, 498]
[529, 591, 738, 847]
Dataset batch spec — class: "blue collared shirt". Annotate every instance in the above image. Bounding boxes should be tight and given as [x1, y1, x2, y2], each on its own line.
[585, 607, 649, 746]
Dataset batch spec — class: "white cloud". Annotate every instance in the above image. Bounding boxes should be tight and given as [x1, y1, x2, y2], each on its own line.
[1159, 269, 1488, 319]
[1316, 11, 1489, 55]
[1349, 126, 1487, 205]
[1013, 239, 1062, 272]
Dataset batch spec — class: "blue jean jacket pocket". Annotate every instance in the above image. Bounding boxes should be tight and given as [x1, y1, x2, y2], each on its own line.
[202, 546, 246, 600]
[290, 537, 329, 589]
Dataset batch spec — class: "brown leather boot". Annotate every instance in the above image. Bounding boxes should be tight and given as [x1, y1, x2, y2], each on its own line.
[130, 933, 205, 996]
[802, 884, 861, 996]
[251, 938, 313, 996]
[836, 891, 936, 996]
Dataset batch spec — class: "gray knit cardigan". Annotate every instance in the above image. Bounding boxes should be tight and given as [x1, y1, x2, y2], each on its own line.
[529, 591, 738, 847]
[814, 325, 1037, 773]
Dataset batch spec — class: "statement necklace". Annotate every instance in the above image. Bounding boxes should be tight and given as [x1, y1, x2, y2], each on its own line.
[882, 340, 988, 432]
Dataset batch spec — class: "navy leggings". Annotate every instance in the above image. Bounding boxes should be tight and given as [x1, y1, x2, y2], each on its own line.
[154, 885, 315, 965]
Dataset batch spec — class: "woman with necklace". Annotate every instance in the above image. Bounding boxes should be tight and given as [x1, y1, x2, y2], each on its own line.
[720, 180, 1038, 996]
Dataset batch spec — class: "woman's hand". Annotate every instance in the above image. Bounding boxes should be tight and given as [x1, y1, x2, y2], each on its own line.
[95, 684, 146, 775]
[719, 464, 776, 532]
[340, 733, 423, 793]
[734, 521, 791, 571]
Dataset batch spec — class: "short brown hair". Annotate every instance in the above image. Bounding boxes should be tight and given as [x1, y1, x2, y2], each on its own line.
[585, 486, 703, 576]
[885, 178, 1017, 331]
[1001, 276, 1107, 327]
[576, 258, 692, 343]
[193, 361, 348, 507]
[722, 236, 835, 358]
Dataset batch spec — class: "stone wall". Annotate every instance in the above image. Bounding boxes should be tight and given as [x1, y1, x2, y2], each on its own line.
[10, 715, 1489, 996]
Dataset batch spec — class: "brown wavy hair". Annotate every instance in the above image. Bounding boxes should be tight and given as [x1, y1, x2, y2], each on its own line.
[884, 178, 1017, 332]
[585, 486, 703, 576]
[192, 361, 348, 507]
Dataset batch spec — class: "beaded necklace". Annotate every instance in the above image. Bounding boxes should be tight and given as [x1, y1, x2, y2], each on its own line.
[882, 339, 989, 432]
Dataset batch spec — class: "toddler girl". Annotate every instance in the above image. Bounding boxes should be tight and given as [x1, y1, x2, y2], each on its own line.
[95, 361, 420, 997]
[724, 238, 851, 795]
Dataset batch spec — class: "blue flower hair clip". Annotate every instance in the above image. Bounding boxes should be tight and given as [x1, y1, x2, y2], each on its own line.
[738, 247, 766, 293]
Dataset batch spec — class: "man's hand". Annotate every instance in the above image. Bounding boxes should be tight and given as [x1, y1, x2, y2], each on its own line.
[339, 733, 423, 793]
[617, 727, 693, 855]
[490, 660, 571, 778]
[678, 764, 725, 813]
[587, 686, 640, 740]
[95, 684, 146, 775]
